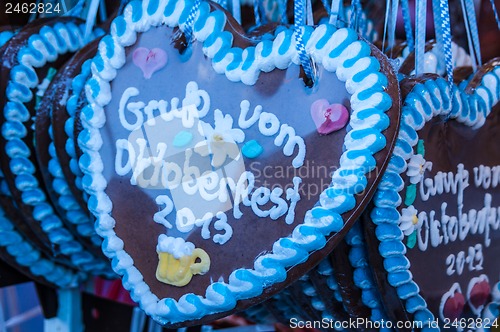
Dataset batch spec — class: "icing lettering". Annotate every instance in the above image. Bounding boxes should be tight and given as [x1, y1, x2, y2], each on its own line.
[114, 81, 306, 246]
[412, 160, 499, 279]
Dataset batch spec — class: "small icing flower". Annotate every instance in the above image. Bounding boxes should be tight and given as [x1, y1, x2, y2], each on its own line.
[195, 110, 245, 167]
[406, 154, 426, 184]
[399, 205, 421, 236]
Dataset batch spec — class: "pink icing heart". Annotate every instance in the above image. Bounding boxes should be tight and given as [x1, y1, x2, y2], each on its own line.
[443, 292, 465, 320]
[310, 99, 349, 135]
[468, 278, 491, 312]
[133, 47, 168, 79]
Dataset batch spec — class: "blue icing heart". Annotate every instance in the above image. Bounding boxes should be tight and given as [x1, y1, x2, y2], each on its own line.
[242, 140, 263, 159]
[173, 130, 193, 147]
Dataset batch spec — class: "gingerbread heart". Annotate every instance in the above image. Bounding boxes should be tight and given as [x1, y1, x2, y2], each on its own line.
[365, 59, 500, 328]
[79, 0, 400, 325]
[0, 18, 112, 283]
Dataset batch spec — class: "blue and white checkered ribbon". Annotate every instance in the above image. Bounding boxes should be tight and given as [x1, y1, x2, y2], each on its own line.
[415, 0, 427, 75]
[438, 0, 454, 86]
[254, 0, 262, 26]
[280, 0, 288, 23]
[400, 0, 414, 52]
[184, 0, 202, 43]
[294, 0, 314, 83]
[489, 0, 500, 29]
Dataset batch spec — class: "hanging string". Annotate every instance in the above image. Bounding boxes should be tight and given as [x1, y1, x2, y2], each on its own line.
[294, 0, 314, 84]
[280, 0, 288, 23]
[66, 0, 86, 16]
[29, 0, 41, 21]
[349, 0, 361, 30]
[329, 0, 342, 25]
[489, 0, 500, 29]
[388, 0, 399, 52]
[306, 0, 314, 26]
[84, 0, 100, 43]
[99, 0, 107, 22]
[357, 1, 367, 38]
[464, 0, 482, 67]
[382, 0, 391, 51]
[61, 0, 68, 13]
[460, 0, 478, 71]
[415, 0, 427, 75]
[438, 0, 454, 86]
[400, 0, 414, 52]
[254, 0, 262, 26]
[183, 0, 202, 43]
[232, 0, 241, 24]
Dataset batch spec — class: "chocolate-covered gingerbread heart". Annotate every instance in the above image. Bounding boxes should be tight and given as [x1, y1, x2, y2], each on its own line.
[0, 17, 110, 275]
[79, 0, 400, 326]
[366, 59, 500, 330]
[0, 26, 86, 289]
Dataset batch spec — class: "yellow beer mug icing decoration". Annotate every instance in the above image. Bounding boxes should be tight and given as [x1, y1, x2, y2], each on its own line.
[156, 235, 210, 287]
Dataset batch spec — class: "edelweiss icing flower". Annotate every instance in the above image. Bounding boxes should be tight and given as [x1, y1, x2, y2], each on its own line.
[195, 109, 245, 167]
[399, 205, 421, 236]
[406, 154, 426, 184]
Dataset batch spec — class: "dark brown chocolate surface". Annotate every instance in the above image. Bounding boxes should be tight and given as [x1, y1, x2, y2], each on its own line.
[93, 12, 400, 326]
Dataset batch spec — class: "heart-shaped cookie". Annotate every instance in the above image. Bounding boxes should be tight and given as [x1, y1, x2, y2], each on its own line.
[79, 0, 400, 325]
[0, 17, 111, 276]
[365, 59, 500, 329]
[0, 24, 89, 287]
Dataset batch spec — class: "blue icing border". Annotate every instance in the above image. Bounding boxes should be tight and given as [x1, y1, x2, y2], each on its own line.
[49, 125, 102, 246]
[65, 59, 92, 196]
[79, 0, 395, 323]
[1, 21, 111, 276]
[45, 57, 104, 250]
[344, 222, 391, 329]
[370, 66, 500, 331]
[298, 275, 338, 325]
[0, 170, 86, 288]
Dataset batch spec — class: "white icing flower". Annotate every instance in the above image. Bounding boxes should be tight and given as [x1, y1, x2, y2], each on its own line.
[399, 205, 422, 236]
[406, 154, 426, 184]
[195, 109, 245, 167]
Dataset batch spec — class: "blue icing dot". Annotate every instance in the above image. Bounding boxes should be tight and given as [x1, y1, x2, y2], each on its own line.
[173, 130, 193, 148]
[242, 140, 263, 159]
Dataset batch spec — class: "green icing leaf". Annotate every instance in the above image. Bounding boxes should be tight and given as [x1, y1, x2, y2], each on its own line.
[407, 231, 417, 249]
[404, 184, 417, 206]
[46, 67, 57, 81]
[417, 139, 425, 157]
